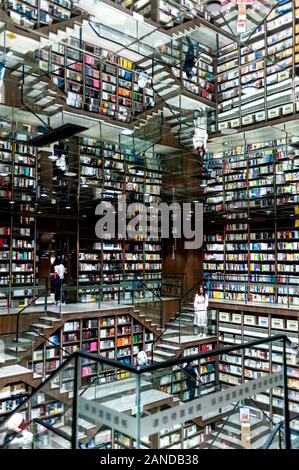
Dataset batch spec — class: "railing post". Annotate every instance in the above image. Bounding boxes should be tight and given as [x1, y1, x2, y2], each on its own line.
[72, 354, 79, 450]
[282, 336, 291, 449]
[45, 277, 48, 313]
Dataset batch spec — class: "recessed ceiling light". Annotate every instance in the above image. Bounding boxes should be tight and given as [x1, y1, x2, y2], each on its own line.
[206, 1, 222, 13]
[38, 211, 42, 214]
[290, 214, 295, 217]
[81, 183, 89, 188]
[82, 215, 87, 218]
[242, 85, 257, 95]
[221, 128, 238, 135]
[9, 200, 15, 205]
[65, 204, 71, 209]
[48, 155, 58, 161]
[65, 171, 77, 177]
[121, 128, 134, 136]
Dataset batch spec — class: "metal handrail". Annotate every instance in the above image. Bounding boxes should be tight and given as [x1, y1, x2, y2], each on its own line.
[0, 334, 292, 450]
[263, 414, 299, 449]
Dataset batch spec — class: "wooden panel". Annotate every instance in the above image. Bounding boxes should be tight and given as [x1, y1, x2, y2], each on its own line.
[163, 238, 203, 294]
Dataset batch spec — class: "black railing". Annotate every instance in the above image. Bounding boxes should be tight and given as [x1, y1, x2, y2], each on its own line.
[263, 414, 299, 449]
[0, 334, 293, 450]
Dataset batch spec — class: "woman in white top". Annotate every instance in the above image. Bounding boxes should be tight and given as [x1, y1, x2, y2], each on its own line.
[194, 286, 209, 337]
[53, 258, 66, 304]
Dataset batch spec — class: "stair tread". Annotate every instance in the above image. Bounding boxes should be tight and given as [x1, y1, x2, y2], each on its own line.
[32, 323, 52, 328]
[7, 346, 27, 352]
[0, 364, 33, 378]
[157, 344, 180, 351]
[40, 317, 61, 322]
[154, 350, 176, 357]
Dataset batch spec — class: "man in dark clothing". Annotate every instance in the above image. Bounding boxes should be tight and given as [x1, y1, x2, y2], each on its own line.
[184, 362, 201, 400]
[183, 38, 198, 79]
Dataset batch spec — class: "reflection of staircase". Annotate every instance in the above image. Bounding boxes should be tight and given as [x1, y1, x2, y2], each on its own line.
[139, 58, 181, 100]
[3, 312, 63, 367]
[204, 415, 271, 449]
[0, 365, 42, 389]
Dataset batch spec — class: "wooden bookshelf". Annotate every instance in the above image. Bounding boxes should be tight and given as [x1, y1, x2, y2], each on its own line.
[29, 311, 156, 381]
[6, 0, 75, 30]
[210, 303, 299, 420]
[217, 0, 298, 132]
[203, 138, 299, 306]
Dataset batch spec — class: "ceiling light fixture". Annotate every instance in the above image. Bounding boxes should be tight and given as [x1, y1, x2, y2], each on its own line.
[121, 128, 134, 136]
[65, 204, 71, 210]
[206, 1, 222, 13]
[221, 128, 238, 135]
[242, 84, 258, 95]
[48, 154, 58, 161]
[65, 171, 77, 177]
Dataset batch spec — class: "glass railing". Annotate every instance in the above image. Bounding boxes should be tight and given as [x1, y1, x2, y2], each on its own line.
[0, 334, 295, 450]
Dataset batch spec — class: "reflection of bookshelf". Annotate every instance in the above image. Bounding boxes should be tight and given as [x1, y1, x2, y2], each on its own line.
[204, 139, 299, 305]
[38, 37, 155, 121]
[6, 0, 75, 30]
[217, 1, 297, 132]
[29, 312, 155, 383]
[214, 304, 299, 421]
[0, 383, 29, 420]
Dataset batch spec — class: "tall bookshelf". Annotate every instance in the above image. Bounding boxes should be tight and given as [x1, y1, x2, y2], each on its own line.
[217, 0, 298, 133]
[203, 138, 299, 305]
[5, 0, 75, 30]
[0, 118, 38, 309]
[29, 311, 155, 382]
[38, 36, 155, 122]
[213, 305, 299, 422]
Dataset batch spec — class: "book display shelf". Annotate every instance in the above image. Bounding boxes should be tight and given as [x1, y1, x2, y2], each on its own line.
[38, 36, 155, 122]
[217, 0, 299, 133]
[0, 119, 38, 309]
[28, 312, 155, 383]
[77, 138, 162, 303]
[211, 306, 299, 421]
[6, 0, 75, 30]
[203, 139, 299, 306]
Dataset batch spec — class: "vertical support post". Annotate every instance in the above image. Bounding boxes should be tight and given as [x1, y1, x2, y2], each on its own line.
[136, 372, 141, 449]
[45, 277, 48, 312]
[72, 354, 79, 450]
[282, 336, 291, 449]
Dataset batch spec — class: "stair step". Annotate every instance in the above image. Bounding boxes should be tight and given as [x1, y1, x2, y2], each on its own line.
[157, 343, 180, 351]
[0, 365, 33, 379]
[154, 350, 176, 358]
[40, 317, 61, 322]
[78, 418, 96, 431]
[7, 346, 27, 352]
[153, 356, 166, 363]
[32, 323, 52, 329]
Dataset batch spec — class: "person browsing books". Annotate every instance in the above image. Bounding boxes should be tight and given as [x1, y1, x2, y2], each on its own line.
[194, 286, 209, 337]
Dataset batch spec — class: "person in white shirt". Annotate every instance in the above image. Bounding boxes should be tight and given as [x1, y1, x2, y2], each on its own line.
[194, 286, 209, 337]
[53, 258, 66, 304]
[0, 413, 33, 449]
[136, 350, 148, 367]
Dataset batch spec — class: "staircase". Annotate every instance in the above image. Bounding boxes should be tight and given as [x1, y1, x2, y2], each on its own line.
[0, 364, 42, 389]
[3, 310, 63, 368]
[204, 415, 271, 449]
[153, 299, 201, 363]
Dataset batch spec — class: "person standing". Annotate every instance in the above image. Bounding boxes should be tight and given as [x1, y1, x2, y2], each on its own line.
[194, 286, 209, 337]
[53, 257, 65, 304]
[184, 362, 201, 401]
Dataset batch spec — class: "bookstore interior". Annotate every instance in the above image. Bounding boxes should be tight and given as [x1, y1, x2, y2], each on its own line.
[0, 0, 298, 452]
